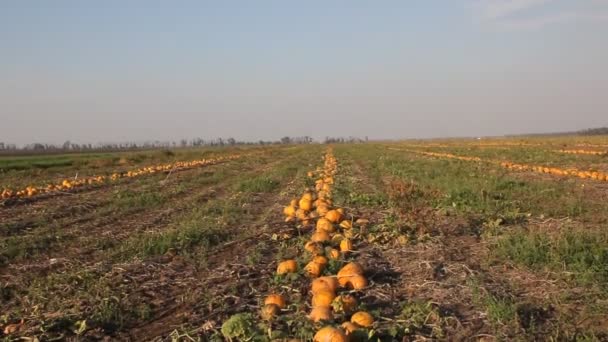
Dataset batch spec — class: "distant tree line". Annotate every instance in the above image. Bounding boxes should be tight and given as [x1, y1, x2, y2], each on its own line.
[0, 135, 371, 156]
[578, 127, 608, 136]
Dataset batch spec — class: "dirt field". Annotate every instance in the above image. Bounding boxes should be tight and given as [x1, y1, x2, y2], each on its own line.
[1, 139, 607, 341]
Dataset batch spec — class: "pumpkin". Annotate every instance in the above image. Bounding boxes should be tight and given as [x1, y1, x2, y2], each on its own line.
[264, 294, 286, 309]
[277, 260, 298, 275]
[313, 326, 347, 342]
[339, 220, 352, 230]
[328, 248, 341, 260]
[312, 289, 336, 307]
[316, 218, 335, 233]
[325, 210, 342, 223]
[311, 277, 339, 295]
[340, 322, 360, 334]
[333, 294, 358, 314]
[337, 263, 364, 287]
[351, 311, 374, 327]
[313, 255, 328, 266]
[299, 199, 313, 211]
[347, 275, 368, 290]
[296, 208, 309, 220]
[261, 303, 280, 320]
[316, 205, 329, 216]
[305, 261, 325, 278]
[311, 230, 330, 243]
[283, 205, 297, 217]
[290, 199, 298, 207]
[305, 241, 323, 255]
[309, 306, 333, 322]
[301, 192, 314, 201]
[340, 239, 353, 252]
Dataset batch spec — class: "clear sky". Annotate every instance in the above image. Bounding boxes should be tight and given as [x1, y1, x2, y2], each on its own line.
[1, 0, 607, 145]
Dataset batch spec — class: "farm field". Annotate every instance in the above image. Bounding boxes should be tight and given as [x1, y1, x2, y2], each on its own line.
[1, 139, 608, 341]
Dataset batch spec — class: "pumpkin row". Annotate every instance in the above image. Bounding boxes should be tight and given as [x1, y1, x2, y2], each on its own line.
[401, 149, 608, 182]
[263, 150, 374, 341]
[0, 154, 242, 200]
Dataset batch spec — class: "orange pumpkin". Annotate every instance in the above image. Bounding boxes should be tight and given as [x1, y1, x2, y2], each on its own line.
[351, 311, 374, 327]
[311, 277, 339, 295]
[305, 261, 325, 278]
[277, 260, 298, 275]
[264, 294, 286, 309]
[311, 230, 330, 243]
[312, 289, 336, 307]
[313, 326, 347, 342]
[309, 306, 333, 322]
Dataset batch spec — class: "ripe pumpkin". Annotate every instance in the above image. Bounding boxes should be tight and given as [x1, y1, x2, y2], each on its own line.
[337, 263, 364, 287]
[316, 218, 335, 233]
[261, 303, 280, 320]
[311, 230, 330, 243]
[316, 205, 329, 216]
[296, 208, 309, 220]
[309, 306, 333, 322]
[339, 220, 352, 230]
[340, 322, 360, 334]
[313, 326, 347, 342]
[305, 261, 325, 278]
[277, 260, 298, 275]
[328, 248, 341, 260]
[312, 289, 336, 307]
[325, 210, 342, 223]
[313, 255, 328, 266]
[290, 199, 298, 207]
[351, 311, 374, 327]
[333, 294, 358, 314]
[264, 294, 286, 309]
[305, 241, 323, 255]
[301, 192, 314, 201]
[340, 239, 353, 252]
[283, 205, 297, 217]
[299, 199, 313, 211]
[311, 277, 339, 295]
[347, 275, 368, 290]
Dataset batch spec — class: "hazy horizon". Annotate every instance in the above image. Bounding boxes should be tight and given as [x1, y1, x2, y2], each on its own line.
[2, 1, 607, 146]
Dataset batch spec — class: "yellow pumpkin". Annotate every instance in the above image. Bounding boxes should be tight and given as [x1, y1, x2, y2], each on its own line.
[340, 239, 353, 252]
[283, 205, 297, 217]
[339, 220, 352, 230]
[277, 260, 298, 275]
[299, 199, 313, 211]
[301, 192, 314, 201]
[351, 311, 374, 327]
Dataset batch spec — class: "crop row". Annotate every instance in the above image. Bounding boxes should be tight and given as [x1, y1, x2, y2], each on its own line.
[0, 154, 243, 200]
[221, 149, 374, 341]
[395, 149, 608, 182]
